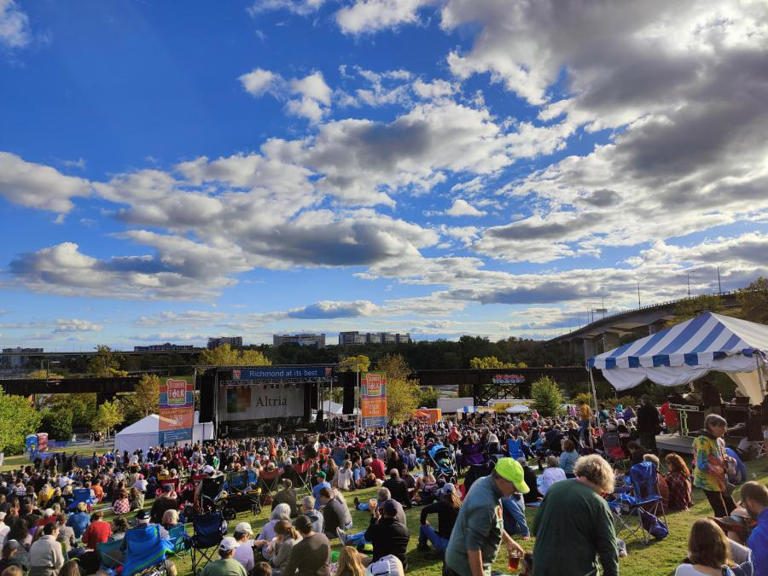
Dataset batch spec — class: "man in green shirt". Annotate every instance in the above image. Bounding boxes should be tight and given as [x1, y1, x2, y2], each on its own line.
[532, 454, 618, 576]
[444, 458, 527, 576]
[201, 536, 248, 576]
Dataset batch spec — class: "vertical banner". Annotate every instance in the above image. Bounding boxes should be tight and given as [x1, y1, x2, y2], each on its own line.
[159, 378, 194, 445]
[361, 372, 388, 428]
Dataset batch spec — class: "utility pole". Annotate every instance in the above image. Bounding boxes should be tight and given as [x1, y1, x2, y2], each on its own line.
[687, 273, 691, 297]
[717, 266, 722, 294]
[637, 282, 641, 308]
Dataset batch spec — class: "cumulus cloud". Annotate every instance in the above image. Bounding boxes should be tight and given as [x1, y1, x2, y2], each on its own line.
[336, 0, 434, 34]
[239, 68, 277, 96]
[239, 68, 332, 122]
[53, 319, 103, 333]
[445, 199, 485, 217]
[0, 0, 30, 48]
[287, 300, 379, 319]
[0, 152, 91, 214]
[247, 0, 326, 16]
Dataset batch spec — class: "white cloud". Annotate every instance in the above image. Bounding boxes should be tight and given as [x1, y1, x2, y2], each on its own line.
[53, 319, 103, 333]
[0, 0, 30, 48]
[239, 68, 277, 96]
[238, 68, 332, 122]
[445, 198, 485, 217]
[247, 0, 326, 16]
[0, 152, 91, 214]
[412, 79, 455, 100]
[336, 0, 433, 34]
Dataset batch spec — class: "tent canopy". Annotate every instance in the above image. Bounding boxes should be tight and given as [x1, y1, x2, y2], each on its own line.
[588, 312, 768, 404]
[115, 412, 213, 454]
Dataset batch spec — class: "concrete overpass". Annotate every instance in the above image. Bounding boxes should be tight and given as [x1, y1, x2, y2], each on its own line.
[547, 292, 740, 362]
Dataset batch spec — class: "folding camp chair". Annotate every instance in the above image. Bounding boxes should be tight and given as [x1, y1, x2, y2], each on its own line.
[292, 458, 317, 494]
[98, 538, 124, 570]
[199, 475, 226, 513]
[167, 524, 189, 556]
[507, 438, 525, 461]
[67, 488, 94, 512]
[610, 461, 668, 545]
[258, 467, 283, 497]
[190, 512, 226, 576]
[122, 524, 174, 576]
[602, 431, 629, 470]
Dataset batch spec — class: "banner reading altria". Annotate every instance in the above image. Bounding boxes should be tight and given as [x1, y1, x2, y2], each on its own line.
[361, 372, 388, 428]
[159, 378, 194, 445]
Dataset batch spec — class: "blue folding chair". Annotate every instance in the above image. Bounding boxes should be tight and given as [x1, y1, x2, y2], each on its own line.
[167, 524, 189, 556]
[507, 438, 525, 461]
[611, 461, 668, 544]
[122, 524, 174, 576]
[67, 488, 94, 512]
[190, 512, 226, 575]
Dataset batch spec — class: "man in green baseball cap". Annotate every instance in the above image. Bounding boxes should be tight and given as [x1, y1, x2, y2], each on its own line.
[444, 458, 526, 576]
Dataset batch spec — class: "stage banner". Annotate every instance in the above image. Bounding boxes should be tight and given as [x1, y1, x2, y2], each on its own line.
[361, 372, 388, 428]
[159, 378, 194, 445]
[231, 366, 332, 380]
[218, 382, 305, 421]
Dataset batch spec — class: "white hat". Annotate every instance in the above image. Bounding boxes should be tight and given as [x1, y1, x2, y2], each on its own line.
[202, 465, 215, 475]
[234, 522, 253, 535]
[219, 536, 240, 552]
[43, 509, 55, 518]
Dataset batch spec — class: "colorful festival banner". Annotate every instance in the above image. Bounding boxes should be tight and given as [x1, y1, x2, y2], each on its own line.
[361, 372, 388, 428]
[159, 378, 194, 445]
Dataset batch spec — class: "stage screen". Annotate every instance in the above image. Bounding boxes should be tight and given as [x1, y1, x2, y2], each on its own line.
[218, 381, 304, 421]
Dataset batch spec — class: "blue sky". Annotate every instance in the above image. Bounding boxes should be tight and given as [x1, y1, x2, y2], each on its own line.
[1, 0, 767, 350]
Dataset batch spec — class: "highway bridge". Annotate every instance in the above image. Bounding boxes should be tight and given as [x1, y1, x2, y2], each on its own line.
[546, 291, 740, 362]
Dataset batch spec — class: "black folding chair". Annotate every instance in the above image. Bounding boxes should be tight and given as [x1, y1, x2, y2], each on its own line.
[190, 511, 226, 575]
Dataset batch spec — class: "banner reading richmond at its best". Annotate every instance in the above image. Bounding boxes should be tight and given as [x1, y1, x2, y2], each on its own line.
[361, 372, 388, 428]
[159, 378, 194, 445]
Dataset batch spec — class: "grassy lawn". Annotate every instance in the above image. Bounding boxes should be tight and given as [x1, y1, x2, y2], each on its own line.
[165, 457, 767, 576]
[5, 449, 767, 575]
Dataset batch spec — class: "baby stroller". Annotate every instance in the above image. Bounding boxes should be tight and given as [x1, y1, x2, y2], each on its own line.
[222, 470, 261, 520]
[198, 474, 226, 515]
[428, 444, 457, 484]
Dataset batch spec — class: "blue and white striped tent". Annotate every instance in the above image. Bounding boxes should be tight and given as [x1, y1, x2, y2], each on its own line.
[588, 312, 768, 404]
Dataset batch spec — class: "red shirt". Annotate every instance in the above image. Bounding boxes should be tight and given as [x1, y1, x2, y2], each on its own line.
[82, 520, 112, 549]
[660, 403, 679, 427]
[370, 458, 386, 480]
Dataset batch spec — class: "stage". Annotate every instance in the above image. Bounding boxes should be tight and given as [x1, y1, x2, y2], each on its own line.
[656, 433, 695, 455]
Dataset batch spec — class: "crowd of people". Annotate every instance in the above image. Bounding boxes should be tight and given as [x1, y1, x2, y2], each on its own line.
[0, 395, 766, 576]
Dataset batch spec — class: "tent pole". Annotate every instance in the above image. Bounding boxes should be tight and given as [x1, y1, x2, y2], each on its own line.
[756, 354, 767, 402]
[588, 367, 599, 448]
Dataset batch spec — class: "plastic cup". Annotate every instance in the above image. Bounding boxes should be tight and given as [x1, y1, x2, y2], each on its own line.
[508, 551, 521, 571]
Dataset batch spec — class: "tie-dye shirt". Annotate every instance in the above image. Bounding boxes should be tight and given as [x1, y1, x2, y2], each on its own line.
[692, 433, 727, 492]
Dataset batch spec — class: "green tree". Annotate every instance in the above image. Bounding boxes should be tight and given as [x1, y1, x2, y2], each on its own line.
[417, 386, 440, 408]
[40, 410, 73, 441]
[87, 345, 124, 377]
[200, 344, 271, 366]
[531, 376, 564, 417]
[44, 394, 98, 430]
[376, 354, 411, 382]
[738, 276, 768, 323]
[123, 374, 161, 418]
[671, 294, 722, 324]
[339, 355, 371, 373]
[93, 400, 124, 437]
[0, 388, 42, 454]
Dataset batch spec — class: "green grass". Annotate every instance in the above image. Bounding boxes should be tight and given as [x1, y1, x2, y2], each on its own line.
[169, 458, 768, 576]
[5, 449, 768, 576]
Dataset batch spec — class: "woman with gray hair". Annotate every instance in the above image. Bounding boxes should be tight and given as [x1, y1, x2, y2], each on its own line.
[256, 503, 292, 558]
[532, 454, 618, 576]
[693, 413, 736, 517]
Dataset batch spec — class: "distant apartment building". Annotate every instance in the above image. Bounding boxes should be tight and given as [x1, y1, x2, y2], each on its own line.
[0, 347, 45, 368]
[133, 343, 196, 353]
[207, 336, 243, 349]
[273, 333, 326, 348]
[338, 331, 411, 346]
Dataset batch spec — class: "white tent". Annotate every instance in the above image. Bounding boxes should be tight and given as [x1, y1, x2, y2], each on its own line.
[114, 411, 214, 454]
[589, 312, 768, 404]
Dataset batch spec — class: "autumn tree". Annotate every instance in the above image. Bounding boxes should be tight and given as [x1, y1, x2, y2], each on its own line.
[469, 356, 526, 369]
[339, 355, 371, 373]
[376, 354, 419, 422]
[200, 345, 271, 366]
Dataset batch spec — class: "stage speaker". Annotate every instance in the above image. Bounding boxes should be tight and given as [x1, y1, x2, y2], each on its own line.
[339, 372, 356, 414]
[310, 382, 318, 410]
[304, 382, 314, 421]
[198, 369, 216, 423]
